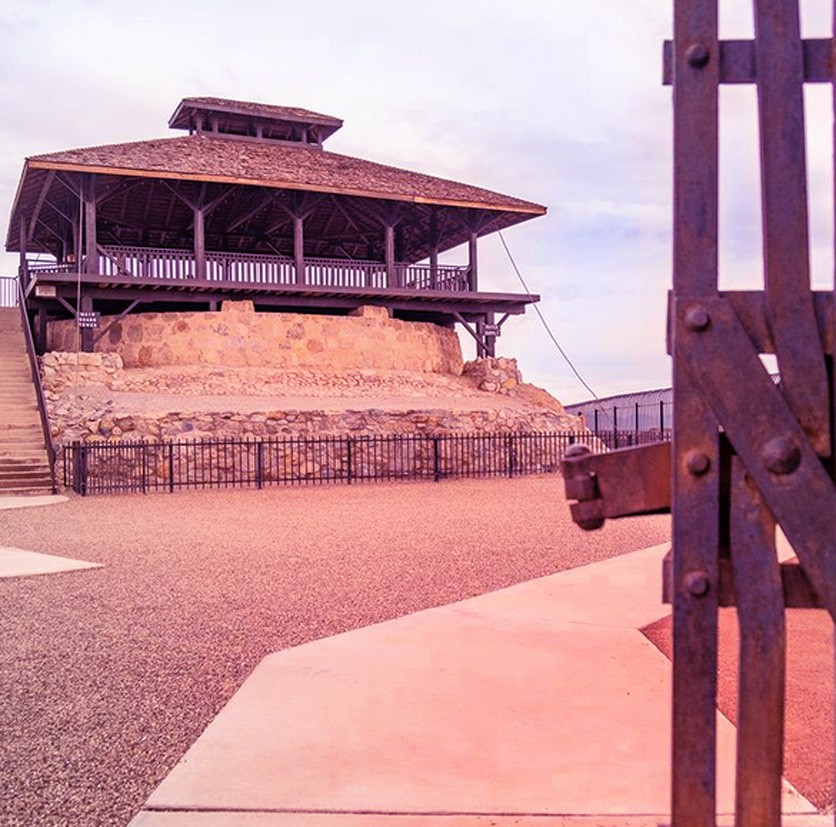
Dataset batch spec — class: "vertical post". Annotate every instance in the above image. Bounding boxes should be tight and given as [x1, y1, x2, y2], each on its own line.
[661, 399, 666, 439]
[485, 312, 497, 358]
[168, 442, 175, 493]
[80, 295, 94, 353]
[433, 436, 440, 482]
[194, 206, 206, 280]
[84, 175, 97, 275]
[468, 230, 478, 292]
[384, 222, 396, 287]
[671, 0, 721, 822]
[613, 406, 619, 449]
[36, 307, 47, 354]
[294, 214, 305, 284]
[635, 402, 640, 440]
[347, 437, 353, 485]
[18, 216, 28, 292]
[594, 408, 599, 437]
[256, 441, 264, 489]
[429, 210, 439, 289]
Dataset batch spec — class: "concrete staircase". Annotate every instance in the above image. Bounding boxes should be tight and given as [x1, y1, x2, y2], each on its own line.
[0, 307, 54, 495]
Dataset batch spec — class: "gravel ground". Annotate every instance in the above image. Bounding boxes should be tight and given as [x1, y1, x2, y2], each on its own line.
[0, 476, 669, 826]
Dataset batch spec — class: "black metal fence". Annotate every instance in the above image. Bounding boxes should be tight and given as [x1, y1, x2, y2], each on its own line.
[62, 431, 614, 496]
[570, 400, 673, 449]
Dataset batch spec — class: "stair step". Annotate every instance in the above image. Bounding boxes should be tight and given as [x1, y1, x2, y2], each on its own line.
[0, 486, 55, 495]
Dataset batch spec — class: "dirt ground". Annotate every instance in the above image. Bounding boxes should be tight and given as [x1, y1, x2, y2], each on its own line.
[0, 476, 669, 827]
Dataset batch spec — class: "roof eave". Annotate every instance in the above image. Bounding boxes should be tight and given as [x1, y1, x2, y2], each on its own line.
[24, 158, 548, 216]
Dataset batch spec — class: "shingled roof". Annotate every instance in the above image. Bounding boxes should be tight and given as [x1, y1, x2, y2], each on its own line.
[169, 97, 344, 129]
[24, 134, 545, 214]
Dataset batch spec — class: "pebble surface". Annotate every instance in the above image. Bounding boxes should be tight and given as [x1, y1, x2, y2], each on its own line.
[0, 477, 669, 826]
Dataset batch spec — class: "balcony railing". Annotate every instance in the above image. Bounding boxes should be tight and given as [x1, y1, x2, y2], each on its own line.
[26, 247, 472, 293]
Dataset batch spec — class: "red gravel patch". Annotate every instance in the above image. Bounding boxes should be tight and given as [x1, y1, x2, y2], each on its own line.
[642, 607, 834, 810]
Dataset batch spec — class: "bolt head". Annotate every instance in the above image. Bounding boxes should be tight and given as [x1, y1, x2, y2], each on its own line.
[684, 571, 710, 597]
[685, 450, 711, 476]
[687, 43, 710, 68]
[762, 436, 801, 475]
[684, 307, 711, 332]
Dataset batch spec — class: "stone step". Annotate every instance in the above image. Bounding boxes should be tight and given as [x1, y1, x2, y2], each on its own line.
[0, 484, 54, 495]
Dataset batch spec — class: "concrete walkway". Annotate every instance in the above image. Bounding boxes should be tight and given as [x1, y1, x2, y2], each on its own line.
[128, 544, 827, 826]
[0, 493, 99, 579]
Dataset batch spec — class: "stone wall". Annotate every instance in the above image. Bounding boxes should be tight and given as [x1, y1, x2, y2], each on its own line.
[48, 302, 463, 374]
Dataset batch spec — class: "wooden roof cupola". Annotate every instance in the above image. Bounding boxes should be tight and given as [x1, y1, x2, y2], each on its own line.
[168, 97, 343, 148]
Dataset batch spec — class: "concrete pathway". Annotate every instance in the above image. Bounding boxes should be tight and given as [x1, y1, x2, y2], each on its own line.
[128, 544, 825, 826]
[0, 545, 101, 578]
[0, 493, 67, 510]
[0, 493, 100, 578]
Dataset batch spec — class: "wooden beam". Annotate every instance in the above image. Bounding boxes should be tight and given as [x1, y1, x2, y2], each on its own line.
[384, 223, 396, 287]
[27, 160, 548, 216]
[92, 299, 140, 344]
[84, 175, 97, 275]
[294, 213, 305, 284]
[468, 230, 478, 292]
[27, 170, 55, 246]
[194, 206, 206, 280]
[19, 216, 28, 286]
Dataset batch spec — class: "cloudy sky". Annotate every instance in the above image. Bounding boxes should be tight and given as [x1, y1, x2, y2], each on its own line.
[1, 1, 833, 404]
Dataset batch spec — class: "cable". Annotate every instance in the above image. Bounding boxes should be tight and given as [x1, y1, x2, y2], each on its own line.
[497, 229, 599, 401]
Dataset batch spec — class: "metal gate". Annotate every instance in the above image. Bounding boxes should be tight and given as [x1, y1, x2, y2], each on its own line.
[563, 2, 836, 824]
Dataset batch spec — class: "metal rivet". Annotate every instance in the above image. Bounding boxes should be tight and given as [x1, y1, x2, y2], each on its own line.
[762, 436, 801, 475]
[684, 571, 710, 597]
[684, 307, 710, 332]
[565, 444, 592, 460]
[685, 450, 710, 476]
[687, 43, 710, 68]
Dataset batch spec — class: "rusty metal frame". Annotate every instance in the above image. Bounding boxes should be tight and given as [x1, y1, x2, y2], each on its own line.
[562, 1, 836, 824]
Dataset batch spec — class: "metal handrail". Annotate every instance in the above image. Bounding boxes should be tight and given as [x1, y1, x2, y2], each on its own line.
[15, 277, 56, 492]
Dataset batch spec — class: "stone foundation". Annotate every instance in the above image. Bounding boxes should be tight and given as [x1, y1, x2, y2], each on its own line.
[47, 302, 463, 374]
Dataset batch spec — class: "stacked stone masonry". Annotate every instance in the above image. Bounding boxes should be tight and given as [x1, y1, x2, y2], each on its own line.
[48, 302, 464, 374]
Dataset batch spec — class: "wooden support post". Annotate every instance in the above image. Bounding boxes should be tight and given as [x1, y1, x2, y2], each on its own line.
[194, 206, 206, 280]
[80, 295, 94, 353]
[36, 307, 47, 354]
[18, 216, 28, 290]
[468, 230, 478, 292]
[84, 175, 97, 275]
[484, 312, 496, 357]
[384, 223, 396, 287]
[294, 214, 305, 285]
[429, 209, 440, 289]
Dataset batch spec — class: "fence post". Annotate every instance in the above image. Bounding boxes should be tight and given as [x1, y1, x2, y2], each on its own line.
[594, 408, 599, 436]
[71, 441, 88, 496]
[635, 402, 640, 441]
[256, 441, 264, 489]
[168, 442, 175, 493]
[433, 436, 440, 482]
[507, 433, 516, 478]
[141, 442, 147, 494]
[613, 406, 619, 449]
[347, 437, 353, 485]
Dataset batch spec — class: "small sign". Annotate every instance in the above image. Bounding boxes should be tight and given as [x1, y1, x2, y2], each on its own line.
[35, 284, 57, 297]
[483, 323, 502, 338]
[77, 311, 100, 329]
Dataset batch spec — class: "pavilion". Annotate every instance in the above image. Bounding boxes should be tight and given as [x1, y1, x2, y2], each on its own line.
[5, 97, 546, 356]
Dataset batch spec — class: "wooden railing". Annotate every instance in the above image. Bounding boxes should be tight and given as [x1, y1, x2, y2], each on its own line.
[27, 247, 472, 293]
